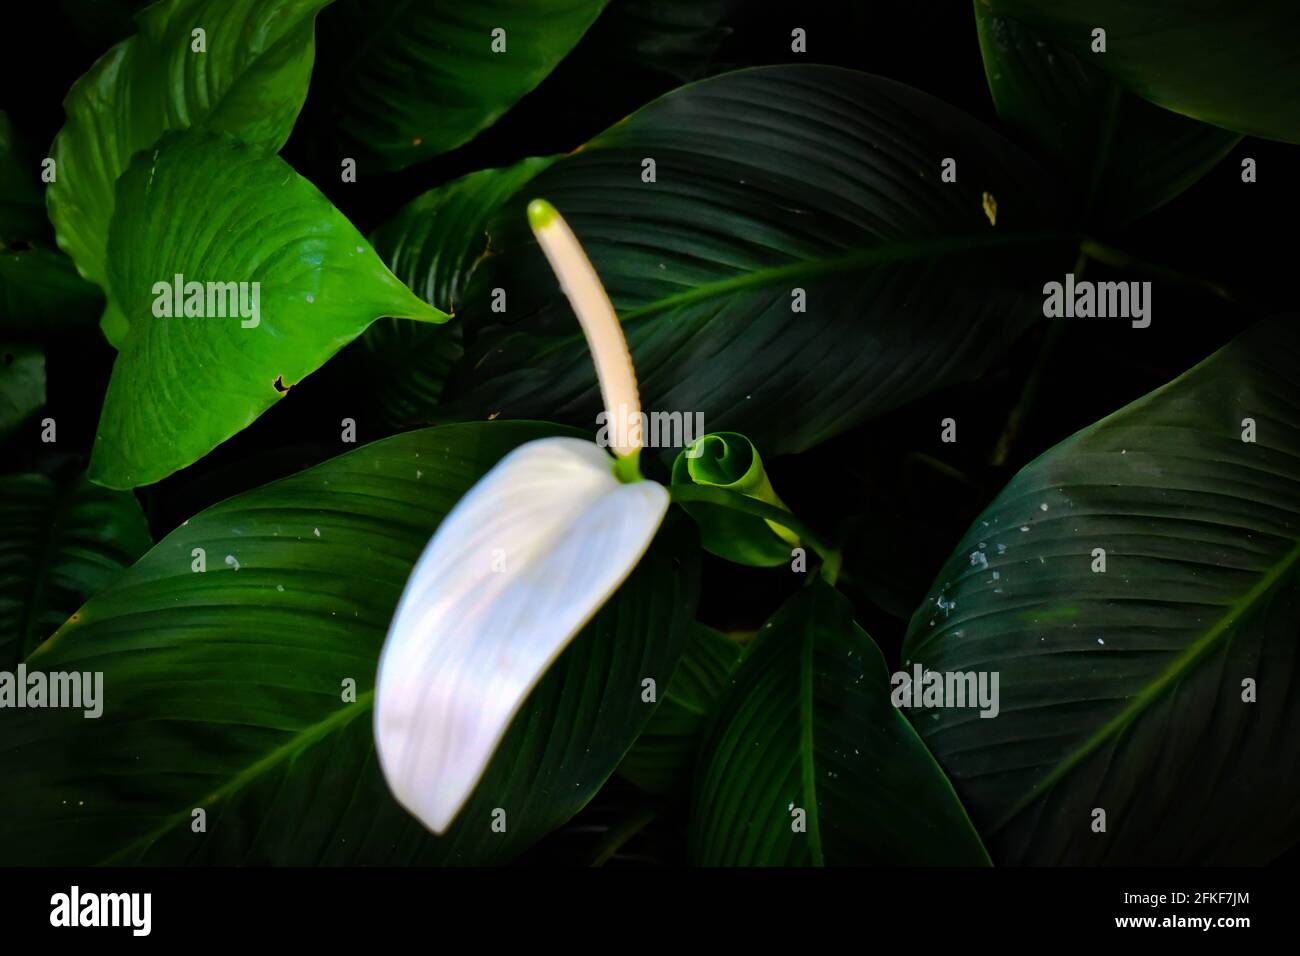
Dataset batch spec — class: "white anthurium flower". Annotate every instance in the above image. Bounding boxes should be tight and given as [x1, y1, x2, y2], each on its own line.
[374, 199, 669, 834]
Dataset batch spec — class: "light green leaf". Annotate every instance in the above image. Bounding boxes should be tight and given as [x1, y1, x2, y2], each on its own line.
[903, 315, 1300, 864]
[90, 130, 446, 489]
[0, 422, 699, 865]
[47, 0, 333, 291]
[671, 431, 796, 567]
[315, 0, 607, 171]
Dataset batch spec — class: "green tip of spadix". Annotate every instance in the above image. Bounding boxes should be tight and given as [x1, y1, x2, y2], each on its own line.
[527, 198, 558, 231]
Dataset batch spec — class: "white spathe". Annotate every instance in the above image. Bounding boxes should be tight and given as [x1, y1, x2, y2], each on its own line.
[374, 436, 668, 833]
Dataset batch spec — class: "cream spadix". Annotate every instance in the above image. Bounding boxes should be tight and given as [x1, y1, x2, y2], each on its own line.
[374, 200, 667, 834]
[527, 198, 642, 459]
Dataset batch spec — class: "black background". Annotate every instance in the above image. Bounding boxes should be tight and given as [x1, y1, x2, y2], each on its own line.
[0, 864, 1282, 941]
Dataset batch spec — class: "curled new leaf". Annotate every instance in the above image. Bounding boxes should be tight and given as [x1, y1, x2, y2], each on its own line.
[672, 431, 797, 567]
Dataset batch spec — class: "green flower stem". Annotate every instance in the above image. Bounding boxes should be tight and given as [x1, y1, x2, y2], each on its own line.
[669, 484, 841, 584]
[1080, 237, 1234, 303]
[612, 449, 643, 484]
[907, 451, 975, 488]
[989, 248, 1086, 467]
[587, 804, 658, 867]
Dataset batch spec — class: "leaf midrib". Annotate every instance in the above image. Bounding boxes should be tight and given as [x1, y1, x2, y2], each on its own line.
[99, 689, 375, 864]
[333, 0, 415, 78]
[619, 230, 1073, 325]
[798, 626, 824, 866]
[993, 534, 1300, 832]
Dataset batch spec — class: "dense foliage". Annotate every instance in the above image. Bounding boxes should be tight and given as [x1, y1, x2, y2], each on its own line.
[0, 0, 1297, 866]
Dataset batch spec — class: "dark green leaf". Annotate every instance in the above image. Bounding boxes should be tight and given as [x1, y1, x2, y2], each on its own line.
[518, 780, 666, 866]
[0, 112, 102, 334]
[0, 111, 50, 245]
[362, 158, 556, 426]
[58, 0, 154, 47]
[0, 343, 44, 444]
[440, 66, 1070, 456]
[0, 422, 699, 865]
[47, 0, 332, 291]
[0, 472, 151, 667]
[91, 131, 446, 489]
[619, 623, 745, 796]
[902, 315, 1300, 864]
[983, 0, 1300, 143]
[315, 0, 607, 171]
[976, 3, 1240, 224]
[691, 580, 990, 865]
[0, 249, 103, 334]
[579, 0, 732, 83]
